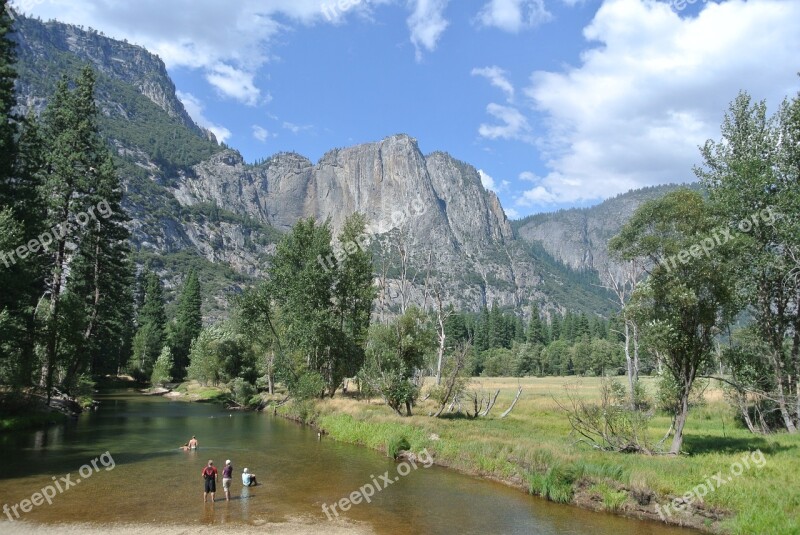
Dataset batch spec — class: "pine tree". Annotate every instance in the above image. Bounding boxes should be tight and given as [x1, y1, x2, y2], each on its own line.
[36, 67, 132, 397]
[61, 68, 131, 390]
[0, 0, 16, 199]
[130, 270, 166, 379]
[168, 269, 202, 380]
[550, 313, 561, 342]
[527, 306, 545, 345]
[0, 3, 44, 385]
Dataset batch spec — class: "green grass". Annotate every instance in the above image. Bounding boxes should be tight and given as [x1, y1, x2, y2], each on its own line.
[295, 376, 800, 534]
[592, 481, 628, 512]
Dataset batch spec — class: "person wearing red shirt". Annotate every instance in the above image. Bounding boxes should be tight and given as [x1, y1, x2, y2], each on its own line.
[202, 460, 218, 502]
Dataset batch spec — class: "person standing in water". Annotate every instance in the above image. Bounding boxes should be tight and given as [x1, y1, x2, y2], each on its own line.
[188, 436, 198, 449]
[222, 460, 233, 501]
[202, 460, 218, 502]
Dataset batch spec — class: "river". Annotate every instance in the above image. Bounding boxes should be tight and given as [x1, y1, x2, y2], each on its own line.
[0, 390, 700, 534]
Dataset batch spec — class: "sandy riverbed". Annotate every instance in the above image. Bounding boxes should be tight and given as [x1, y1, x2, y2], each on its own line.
[1, 518, 374, 534]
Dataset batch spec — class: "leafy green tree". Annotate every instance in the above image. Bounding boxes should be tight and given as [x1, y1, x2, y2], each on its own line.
[187, 326, 226, 386]
[268, 215, 376, 397]
[359, 307, 435, 415]
[610, 189, 738, 453]
[331, 213, 377, 387]
[233, 282, 281, 394]
[150, 346, 173, 386]
[697, 90, 800, 433]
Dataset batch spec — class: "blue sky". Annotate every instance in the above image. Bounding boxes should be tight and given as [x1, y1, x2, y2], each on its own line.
[14, 0, 800, 218]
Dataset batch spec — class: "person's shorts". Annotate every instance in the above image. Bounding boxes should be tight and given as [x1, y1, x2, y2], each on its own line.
[223, 478, 232, 490]
[205, 478, 216, 493]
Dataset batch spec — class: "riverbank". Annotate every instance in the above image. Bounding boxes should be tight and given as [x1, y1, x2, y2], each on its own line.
[2, 519, 373, 535]
[0, 389, 77, 432]
[276, 377, 799, 535]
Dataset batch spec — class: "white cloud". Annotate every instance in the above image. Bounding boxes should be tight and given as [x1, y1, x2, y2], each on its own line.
[472, 66, 515, 101]
[518, 0, 800, 206]
[252, 125, 272, 142]
[407, 0, 450, 61]
[282, 121, 313, 134]
[478, 169, 498, 191]
[504, 207, 520, 219]
[176, 91, 231, 144]
[205, 63, 261, 105]
[477, 0, 551, 33]
[478, 103, 532, 142]
[478, 169, 511, 194]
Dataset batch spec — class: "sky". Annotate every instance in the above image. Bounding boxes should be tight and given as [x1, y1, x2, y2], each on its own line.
[11, 0, 800, 218]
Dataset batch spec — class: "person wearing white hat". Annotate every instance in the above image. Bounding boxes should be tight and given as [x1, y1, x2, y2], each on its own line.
[222, 459, 234, 501]
[242, 467, 258, 487]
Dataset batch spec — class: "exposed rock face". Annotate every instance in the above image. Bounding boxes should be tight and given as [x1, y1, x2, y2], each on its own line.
[173, 135, 534, 312]
[514, 184, 693, 272]
[11, 13, 200, 133]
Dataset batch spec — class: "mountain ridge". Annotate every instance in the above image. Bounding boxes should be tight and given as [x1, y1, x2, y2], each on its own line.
[8, 12, 686, 319]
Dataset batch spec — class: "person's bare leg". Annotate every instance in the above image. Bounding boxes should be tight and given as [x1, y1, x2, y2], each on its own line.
[204, 491, 208, 503]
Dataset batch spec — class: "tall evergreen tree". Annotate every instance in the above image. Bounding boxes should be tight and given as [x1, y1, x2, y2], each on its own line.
[550, 313, 561, 341]
[0, 2, 42, 385]
[527, 306, 545, 345]
[0, 0, 15, 198]
[35, 67, 132, 397]
[130, 270, 166, 379]
[168, 269, 202, 380]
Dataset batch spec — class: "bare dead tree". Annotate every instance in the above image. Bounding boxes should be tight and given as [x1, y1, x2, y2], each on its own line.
[433, 341, 469, 417]
[599, 260, 645, 409]
[556, 379, 653, 454]
[500, 386, 523, 418]
[433, 283, 454, 385]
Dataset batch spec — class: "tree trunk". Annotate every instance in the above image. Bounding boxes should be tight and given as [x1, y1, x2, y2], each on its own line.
[624, 321, 635, 410]
[771, 350, 797, 433]
[436, 327, 445, 386]
[669, 385, 691, 454]
[500, 387, 523, 418]
[43, 227, 68, 405]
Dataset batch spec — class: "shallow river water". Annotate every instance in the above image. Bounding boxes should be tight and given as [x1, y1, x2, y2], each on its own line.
[0, 390, 700, 534]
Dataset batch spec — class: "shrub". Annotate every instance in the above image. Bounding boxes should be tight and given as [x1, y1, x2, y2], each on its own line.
[387, 435, 411, 460]
[230, 377, 257, 407]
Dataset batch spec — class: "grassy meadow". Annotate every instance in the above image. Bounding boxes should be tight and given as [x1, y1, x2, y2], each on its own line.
[280, 377, 800, 535]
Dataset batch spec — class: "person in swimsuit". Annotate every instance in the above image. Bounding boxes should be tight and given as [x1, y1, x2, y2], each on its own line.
[202, 460, 218, 502]
[188, 436, 198, 449]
